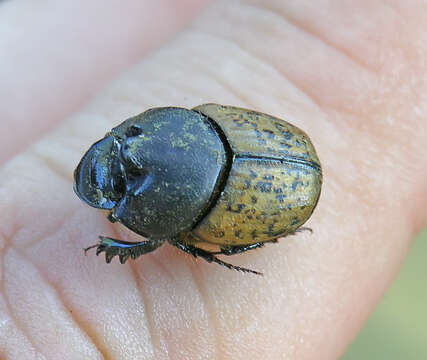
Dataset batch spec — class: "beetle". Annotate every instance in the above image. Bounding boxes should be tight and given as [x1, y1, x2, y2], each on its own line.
[74, 104, 322, 275]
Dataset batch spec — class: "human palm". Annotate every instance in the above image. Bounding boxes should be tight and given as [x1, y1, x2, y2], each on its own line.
[1, 1, 426, 359]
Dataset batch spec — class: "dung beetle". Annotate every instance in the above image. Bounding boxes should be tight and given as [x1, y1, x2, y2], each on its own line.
[74, 104, 322, 275]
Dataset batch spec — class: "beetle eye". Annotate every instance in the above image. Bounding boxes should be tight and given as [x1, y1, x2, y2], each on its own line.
[125, 124, 143, 138]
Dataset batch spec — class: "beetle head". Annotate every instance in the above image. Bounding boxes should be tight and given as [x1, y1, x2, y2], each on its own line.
[74, 135, 126, 210]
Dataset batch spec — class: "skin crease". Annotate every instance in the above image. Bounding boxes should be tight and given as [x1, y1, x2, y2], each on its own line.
[0, 0, 426, 359]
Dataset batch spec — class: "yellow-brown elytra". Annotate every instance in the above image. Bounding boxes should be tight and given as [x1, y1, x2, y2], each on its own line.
[74, 104, 322, 275]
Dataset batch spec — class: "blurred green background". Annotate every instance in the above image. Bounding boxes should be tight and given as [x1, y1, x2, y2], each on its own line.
[342, 228, 427, 359]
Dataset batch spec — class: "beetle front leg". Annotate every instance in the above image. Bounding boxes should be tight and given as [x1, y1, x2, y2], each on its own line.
[84, 237, 165, 264]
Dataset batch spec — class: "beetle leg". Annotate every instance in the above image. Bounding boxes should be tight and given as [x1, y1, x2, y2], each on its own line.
[217, 242, 265, 255]
[293, 226, 313, 234]
[171, 241, 263, 276]
[84, 236, 165, 264]
[214, 228, 312, 257]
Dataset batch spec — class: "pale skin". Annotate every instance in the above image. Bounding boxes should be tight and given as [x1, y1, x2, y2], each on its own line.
[0, 0, 426, 359]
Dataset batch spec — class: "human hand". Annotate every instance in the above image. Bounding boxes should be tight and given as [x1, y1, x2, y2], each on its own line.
[1, 1, 426, 359]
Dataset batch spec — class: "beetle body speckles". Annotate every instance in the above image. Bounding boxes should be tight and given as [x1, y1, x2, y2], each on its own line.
[193, 104, 318, 162]
[190, 104, 322, 246]
[192, 157, 321, 246]
[74, 104, 322, 274]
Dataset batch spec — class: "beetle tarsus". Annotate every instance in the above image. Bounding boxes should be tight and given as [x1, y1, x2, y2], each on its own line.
[83, 243, 101, 255]
[173, 241, 263, 276]
[211, 257, 263, 276]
